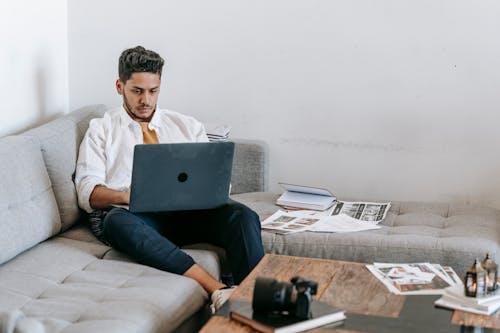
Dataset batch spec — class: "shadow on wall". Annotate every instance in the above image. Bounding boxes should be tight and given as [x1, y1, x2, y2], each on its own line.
[13, 50, 65, 136]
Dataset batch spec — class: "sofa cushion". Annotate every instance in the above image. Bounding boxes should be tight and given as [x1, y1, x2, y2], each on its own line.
[60, 223, 222, 280]
[101, 248, 222, 282]
[0, 237, 207, 333]
[0, 136, 61, 265]
[231, 139, 268, 194]
[232, 192, 500, 276]
[22, 104, 107, 231]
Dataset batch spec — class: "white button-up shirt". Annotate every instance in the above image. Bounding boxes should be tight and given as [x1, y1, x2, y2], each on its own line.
[74, 106, 209, 213]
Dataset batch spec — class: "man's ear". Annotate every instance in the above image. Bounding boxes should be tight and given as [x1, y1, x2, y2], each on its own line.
[116, 79, 124, 95]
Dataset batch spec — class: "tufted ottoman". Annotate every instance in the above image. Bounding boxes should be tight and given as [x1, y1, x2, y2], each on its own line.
[232, 192, 500, 277]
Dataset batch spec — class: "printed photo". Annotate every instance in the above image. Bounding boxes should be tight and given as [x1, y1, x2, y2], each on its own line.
[284, 224, 308, 230]
[267, 229, 294, 235]
[295, 218, 320, 225]
[263, 222, 285, 228]
[274, 215, 296, 223]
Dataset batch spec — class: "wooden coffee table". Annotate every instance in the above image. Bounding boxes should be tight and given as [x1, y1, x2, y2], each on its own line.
[200, 254, 500, 333]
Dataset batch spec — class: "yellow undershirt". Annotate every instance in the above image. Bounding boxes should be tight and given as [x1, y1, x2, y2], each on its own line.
[139, 122, 159, 144]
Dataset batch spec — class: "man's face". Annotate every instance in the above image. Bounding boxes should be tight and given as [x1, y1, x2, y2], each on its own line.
[116, 72, 161, 122]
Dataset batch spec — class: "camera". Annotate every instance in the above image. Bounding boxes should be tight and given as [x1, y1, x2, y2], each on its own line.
[252, 276, 318, 319]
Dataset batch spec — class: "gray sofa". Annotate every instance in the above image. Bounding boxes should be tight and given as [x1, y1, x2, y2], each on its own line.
[234, 192, 500, 277]
[1, 104, 499, 332]
[0, 105, 267, 333]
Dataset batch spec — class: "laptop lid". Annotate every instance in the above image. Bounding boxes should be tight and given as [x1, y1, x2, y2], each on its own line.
[129, 141, 234, 213]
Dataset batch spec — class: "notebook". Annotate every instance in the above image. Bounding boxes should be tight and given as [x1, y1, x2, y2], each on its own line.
[129, 142, 234, 213]
[217, 300, 345, 333]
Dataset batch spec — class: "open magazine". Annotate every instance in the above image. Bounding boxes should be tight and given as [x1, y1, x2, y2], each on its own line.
[261, 201, 391, 235]
[366, 262, 462, 295]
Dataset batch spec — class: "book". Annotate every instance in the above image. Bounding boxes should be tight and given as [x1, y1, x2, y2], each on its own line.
[435, 297, 500, 316]
[204, 123, 231, 142]
[444, 283, 500, 305]
[218, 300, 345, 333]
[434, 284, 500, 315]
[276, 183, 336, 211]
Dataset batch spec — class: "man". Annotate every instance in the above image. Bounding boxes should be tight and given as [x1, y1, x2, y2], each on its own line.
[74, 46, 264, 311]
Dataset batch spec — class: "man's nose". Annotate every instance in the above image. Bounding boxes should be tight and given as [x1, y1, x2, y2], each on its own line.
[141, 93, 152, 105]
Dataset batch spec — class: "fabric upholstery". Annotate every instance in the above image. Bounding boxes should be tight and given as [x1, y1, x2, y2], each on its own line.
[0, 310, 44, 333]
[60, 223, 222, 281]
[232, 192, 500, 277]
[0, 237, 207, 333]
[231, 139, 268, 194]
[22, 105, 107, 231]
[0, 136, 60, 265]
[101, 248, 221, 282]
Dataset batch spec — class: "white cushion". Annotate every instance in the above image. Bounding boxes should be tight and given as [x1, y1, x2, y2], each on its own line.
[0, 237, 207, 333]
[0, 136, 60, 265]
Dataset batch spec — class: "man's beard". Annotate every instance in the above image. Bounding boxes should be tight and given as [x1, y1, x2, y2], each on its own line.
[123, 95, 155, 121]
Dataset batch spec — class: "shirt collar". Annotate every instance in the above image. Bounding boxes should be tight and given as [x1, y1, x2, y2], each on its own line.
[119, 105, 160, 130]
[148, 107, 161, 130]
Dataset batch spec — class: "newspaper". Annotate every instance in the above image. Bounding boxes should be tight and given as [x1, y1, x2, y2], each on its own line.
[332, 201, 391, 224]
[309, 215, 382, 233]
[261, 210, 321, 235]
[261, 210, 381, 235]
[261, 200, 391, 235]
[366, 262, 460, 295]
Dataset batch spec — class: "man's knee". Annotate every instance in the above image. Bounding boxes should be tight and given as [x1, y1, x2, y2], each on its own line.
[103, 208, 125, 232]
[102, 208, 141, 241]
[226, 201, 260, 229]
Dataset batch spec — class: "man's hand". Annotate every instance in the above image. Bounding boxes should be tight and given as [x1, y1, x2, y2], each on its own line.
[89, 185, 130, 209]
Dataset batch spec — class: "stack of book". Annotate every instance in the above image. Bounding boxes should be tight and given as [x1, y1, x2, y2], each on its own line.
[219, 300, 345, 333]
[204, 123, 230, 142]
[435, 284, 500, 315]
[276, 183, 336, 211]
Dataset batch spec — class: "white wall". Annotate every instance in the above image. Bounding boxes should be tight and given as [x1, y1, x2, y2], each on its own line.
[68, 1, 500, 207]
[0, 0, 68, 137]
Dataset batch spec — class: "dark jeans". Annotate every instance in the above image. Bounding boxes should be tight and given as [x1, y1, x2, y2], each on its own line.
[102, 199, 264, 284]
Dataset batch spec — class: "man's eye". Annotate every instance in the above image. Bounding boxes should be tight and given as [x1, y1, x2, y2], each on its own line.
[134, 89, 141, 94]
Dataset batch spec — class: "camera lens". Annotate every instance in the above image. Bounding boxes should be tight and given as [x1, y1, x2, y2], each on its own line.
[252, 277, 294, 314]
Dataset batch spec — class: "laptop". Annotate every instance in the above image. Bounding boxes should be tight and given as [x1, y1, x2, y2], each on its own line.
[129, 141, 234, 213]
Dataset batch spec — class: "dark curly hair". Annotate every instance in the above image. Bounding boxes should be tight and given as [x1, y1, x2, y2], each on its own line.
[118, 46, 165, 82]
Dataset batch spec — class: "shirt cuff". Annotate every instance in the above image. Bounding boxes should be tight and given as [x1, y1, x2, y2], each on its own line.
[78, 180, 104, 213]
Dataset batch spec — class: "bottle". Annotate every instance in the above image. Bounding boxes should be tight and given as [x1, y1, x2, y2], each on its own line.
[464, 258, 487, 297]
[482, 253, 498, 293]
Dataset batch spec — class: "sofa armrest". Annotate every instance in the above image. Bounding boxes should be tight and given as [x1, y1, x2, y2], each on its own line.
[231, 139, 269, 194]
